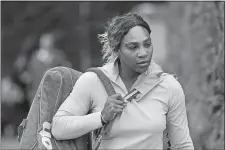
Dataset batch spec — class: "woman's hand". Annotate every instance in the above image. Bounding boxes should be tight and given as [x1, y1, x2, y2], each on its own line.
[101, 93, 126, 123]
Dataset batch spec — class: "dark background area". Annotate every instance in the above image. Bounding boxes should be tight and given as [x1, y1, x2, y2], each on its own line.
[1, 1, 146, 76]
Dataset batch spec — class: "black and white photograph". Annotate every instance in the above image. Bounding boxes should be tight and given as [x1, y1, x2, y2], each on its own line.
[1, 1, 224, 150]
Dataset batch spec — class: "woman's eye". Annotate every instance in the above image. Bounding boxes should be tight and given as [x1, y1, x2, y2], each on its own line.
[128, 45, 138, 50]
[144, 43, 151, 48]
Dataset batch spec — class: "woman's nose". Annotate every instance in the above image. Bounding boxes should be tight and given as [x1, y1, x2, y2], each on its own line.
[137, 47, 148, 58]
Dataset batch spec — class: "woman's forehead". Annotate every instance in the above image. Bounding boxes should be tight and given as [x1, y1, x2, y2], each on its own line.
[122, 26, 150, 43]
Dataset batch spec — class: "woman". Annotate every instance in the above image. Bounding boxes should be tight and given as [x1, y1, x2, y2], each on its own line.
[51, 13, 194, 149]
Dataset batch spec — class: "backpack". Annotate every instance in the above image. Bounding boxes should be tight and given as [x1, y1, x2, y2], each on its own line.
[17, 66, 171, 150]
[17, 67, 116, 150]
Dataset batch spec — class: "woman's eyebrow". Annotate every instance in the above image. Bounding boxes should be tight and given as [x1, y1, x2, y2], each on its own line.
[125, 41, 139, 45]
[143, 37, 151, 42]
[124, 37, 151, 45]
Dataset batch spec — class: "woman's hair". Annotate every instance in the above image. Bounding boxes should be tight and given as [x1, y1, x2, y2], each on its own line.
[98, 13, 151, 63]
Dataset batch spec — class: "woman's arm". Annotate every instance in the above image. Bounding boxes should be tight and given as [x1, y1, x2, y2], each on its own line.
[166, 76, 194, 149]
[51, 72, 103, 140]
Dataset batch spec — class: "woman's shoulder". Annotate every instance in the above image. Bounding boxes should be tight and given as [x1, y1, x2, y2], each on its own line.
[162, 73, 184, 95]
[81, 71, 98, 78]
[76, 71, 99, 85]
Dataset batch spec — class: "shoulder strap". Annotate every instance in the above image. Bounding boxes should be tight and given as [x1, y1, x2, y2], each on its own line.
[86, 67, 116, 96]
[85, 67, 116, 150]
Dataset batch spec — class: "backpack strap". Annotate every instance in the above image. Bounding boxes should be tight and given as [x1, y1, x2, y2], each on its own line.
[85, 68, 116, 150]
[86, 68, 140, 150]
[86, 68, 116, 96]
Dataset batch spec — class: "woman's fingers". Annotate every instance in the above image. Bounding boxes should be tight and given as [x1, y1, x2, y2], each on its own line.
[111, 99, 125, 105]
[111, 104, 125, 110]
[113, 108, 124, 113]
[102, 93, 127, 122]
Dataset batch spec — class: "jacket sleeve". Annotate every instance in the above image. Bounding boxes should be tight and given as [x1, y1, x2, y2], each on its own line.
[166, 76, 194, 149]
[51, 72, 103, 140]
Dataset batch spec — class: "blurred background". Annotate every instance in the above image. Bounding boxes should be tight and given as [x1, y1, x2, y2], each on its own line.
[1, 1, 224, 149]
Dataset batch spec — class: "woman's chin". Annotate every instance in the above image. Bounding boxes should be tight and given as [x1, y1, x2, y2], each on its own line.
[135, 65, 149, 74]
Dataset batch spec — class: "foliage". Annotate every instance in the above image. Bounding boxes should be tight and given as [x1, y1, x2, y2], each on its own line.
[164, 2, 224, 149]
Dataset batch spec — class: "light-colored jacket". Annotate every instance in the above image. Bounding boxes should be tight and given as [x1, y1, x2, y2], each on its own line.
[52, 59, 194, 149]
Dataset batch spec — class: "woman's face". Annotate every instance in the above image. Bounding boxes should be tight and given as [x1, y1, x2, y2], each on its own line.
[118, 26, 153, 74]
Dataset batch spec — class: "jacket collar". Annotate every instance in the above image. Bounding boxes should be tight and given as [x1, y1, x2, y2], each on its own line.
[99, 57, 163, 85]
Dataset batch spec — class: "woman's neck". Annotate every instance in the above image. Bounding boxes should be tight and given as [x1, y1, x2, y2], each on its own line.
[118, 59, 140, 83]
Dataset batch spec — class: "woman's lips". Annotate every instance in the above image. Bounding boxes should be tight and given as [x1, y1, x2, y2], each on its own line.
[137, 61, 150, 67]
